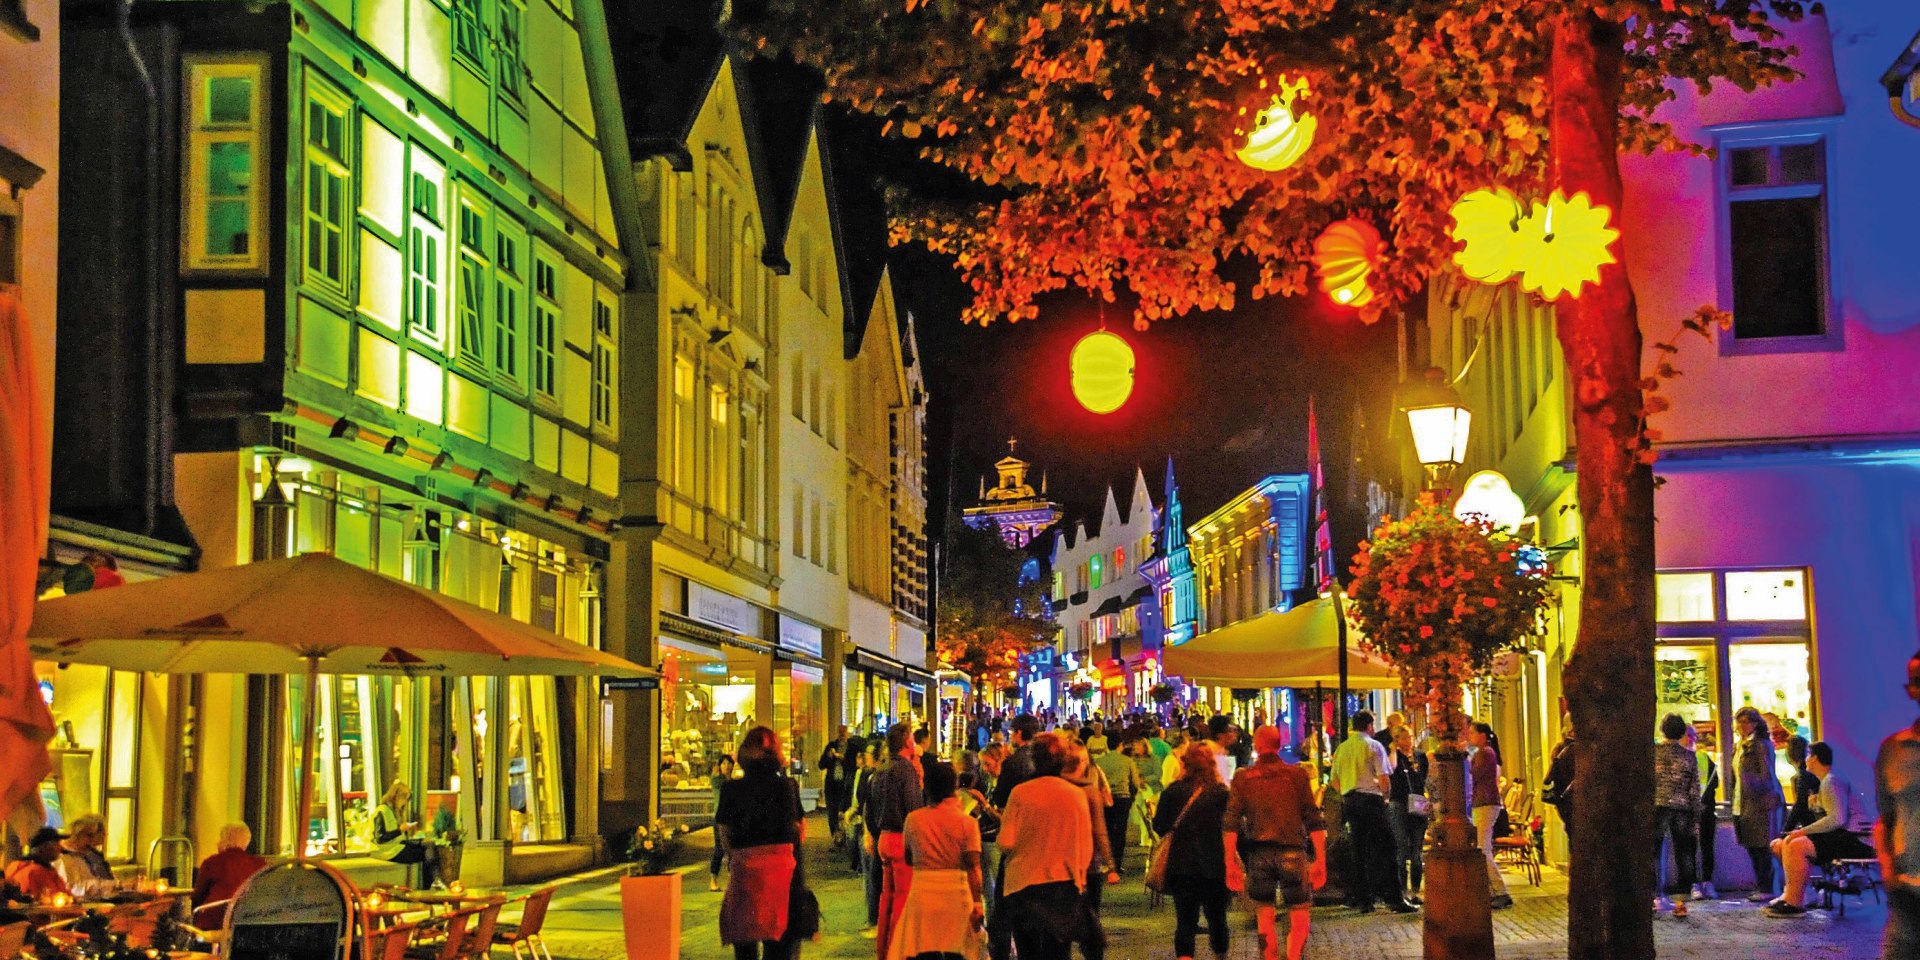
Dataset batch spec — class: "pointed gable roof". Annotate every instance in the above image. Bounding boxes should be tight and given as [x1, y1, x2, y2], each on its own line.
[741, 55, 824, 273]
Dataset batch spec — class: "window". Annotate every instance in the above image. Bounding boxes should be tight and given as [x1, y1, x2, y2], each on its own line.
[1656, 567, 1816, 792]
[303, 77, 351, 291]
[1721, 137, 1831, 345]
[789, 353, 805, 420]
[496, 0, 525, 103]
[740, 221, 761, 335]
[407, 150, 446, 345]
[675, 176, 698, 267]
[707, 187, 734, 304]
[184, 56, 268, 272]
[1090, 554, 1103, 590]
[672, 356, 695, 489]
[792, 485, 805, 557]
[739, 401, 760, 538]
[455, 194, 489, 366]
[530, 254, 558, 397]
[492, 221, 524, 383]
[1113, 546, 1126, 575]
[452, 0, 486, 67]
[826, 504, 838, 574]
[591, 293, 616, 432]
[708, 385, 730, 516]
[808, 493, 822, 564]
[0, 193, 19, 288]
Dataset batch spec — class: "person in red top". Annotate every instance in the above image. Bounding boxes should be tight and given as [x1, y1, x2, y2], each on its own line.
[191, 823, 267, 929]
[6, 828, 72, 900]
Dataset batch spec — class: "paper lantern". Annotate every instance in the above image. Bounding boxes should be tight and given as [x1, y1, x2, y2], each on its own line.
[1453, 469, 1526, 533]
[1070, 330, 1135, 414]
[1514, 190, 1619, 301]
[1447, 187, 1528, 285]
[1233, 74, 1317, 172]
[1313, 219, 1384, 307]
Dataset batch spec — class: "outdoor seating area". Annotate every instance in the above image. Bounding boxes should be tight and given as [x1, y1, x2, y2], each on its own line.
[355, 884, 556, 960]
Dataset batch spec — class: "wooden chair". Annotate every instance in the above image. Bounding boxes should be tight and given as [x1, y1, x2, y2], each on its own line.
[368, 921, 424, 960]
[107, 897, 180, 947]
[0, 922, 30, 958]
[492, 888, 555, 960]
[1494, 827, 1543, 887]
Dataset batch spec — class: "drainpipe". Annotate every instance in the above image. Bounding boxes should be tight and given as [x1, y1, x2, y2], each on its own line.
[114, 0, 167, 539]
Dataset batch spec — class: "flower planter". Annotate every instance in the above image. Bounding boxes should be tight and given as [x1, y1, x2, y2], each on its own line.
[621, 873, 683, 960]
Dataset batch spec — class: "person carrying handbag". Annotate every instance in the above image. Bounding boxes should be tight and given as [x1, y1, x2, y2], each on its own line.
[716, 727, 805, 960]
[1388, 725, 1430, 905]
[1149, 744, 1232, 960]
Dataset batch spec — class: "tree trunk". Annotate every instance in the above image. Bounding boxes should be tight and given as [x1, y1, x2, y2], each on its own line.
[1549, 12, 1658, 960]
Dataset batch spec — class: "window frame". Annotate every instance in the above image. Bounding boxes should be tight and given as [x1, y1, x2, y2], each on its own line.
[453, 184, 491, 370]
[1711, 122, 1843, 356]
[590, 290, 618, 436]
[301, 70, 354, 296]
[182, 54, 271, 276]
[491, 217, 526, 388]
[530, 251, 560, 400]
[407, 146, 449, 349]
[451, 0, 488, 72]
[1655, 566, 1819, 787]
[495, 0, 526, 105]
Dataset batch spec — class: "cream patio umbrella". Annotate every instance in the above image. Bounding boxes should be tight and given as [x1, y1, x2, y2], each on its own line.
[28, 552, 654, 860]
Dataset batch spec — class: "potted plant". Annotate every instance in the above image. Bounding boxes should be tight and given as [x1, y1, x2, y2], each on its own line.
[431, 808, 464, 887]
[1068, 680, 1095, 700]
[1148, 682, 1176, 704]
[620, 819, 693, 960]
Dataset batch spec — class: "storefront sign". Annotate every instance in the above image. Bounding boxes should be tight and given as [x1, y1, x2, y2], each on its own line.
[687, 582, 756, 635]
[601, 676, 660, 693]
[778, 616, 825, 658]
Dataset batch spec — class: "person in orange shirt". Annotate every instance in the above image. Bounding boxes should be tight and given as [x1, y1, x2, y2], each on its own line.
[6, 828, 72, 900]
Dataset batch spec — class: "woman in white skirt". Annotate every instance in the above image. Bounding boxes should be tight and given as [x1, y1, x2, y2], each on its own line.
[889, 762, 985, 960]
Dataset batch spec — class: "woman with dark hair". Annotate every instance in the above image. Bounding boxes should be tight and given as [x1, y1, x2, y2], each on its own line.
[709, 754, 736, 892]
[1733, 706, 1785, 902]
[1782, 736, 1821, 831]
[1467, 723, 1511, 909]
[716, 727, 805, 960]
[1151, 743, 1232, 960]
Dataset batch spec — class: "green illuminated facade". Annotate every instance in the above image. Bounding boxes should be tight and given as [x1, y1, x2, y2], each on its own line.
[53, 0, 639, 883]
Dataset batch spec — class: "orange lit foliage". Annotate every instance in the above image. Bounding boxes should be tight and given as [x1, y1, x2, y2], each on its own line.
[740, 0, 1804, 327]
[739, 4, 1813, 957]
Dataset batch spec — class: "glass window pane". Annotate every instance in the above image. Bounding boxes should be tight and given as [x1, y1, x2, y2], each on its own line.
[1725, 569, 1808, 621]
[1779, 143, 1821, 185]
[1729, 197, 1824, 339]
[106, 672, 140, 789]
[207, 76, 253, 124]
[336, 676, 374, 853]
[1729, 147, 1769, 187]
[1656, 644, 1718, 726]
[1729, 641, 1814, 743]
[1655, 572, 1715, 622]
[105, 798, 135, 862]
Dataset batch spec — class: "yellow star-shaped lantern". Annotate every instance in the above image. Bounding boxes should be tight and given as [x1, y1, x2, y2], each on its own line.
[1514, 190, 1619, 301]
[1448, 188, 1619, 301]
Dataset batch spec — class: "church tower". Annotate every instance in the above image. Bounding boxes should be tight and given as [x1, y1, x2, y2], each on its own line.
[961, 439, 1062, 548]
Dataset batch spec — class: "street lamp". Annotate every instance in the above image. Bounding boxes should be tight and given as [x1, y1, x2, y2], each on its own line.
[1400, 366, 1472, 487]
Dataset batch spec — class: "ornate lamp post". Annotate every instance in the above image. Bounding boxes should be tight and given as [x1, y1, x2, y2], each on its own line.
[1394, 375, 1495, 960]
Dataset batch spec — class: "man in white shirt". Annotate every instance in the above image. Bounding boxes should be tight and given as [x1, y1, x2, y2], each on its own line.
[1328, 711, 1413, 913]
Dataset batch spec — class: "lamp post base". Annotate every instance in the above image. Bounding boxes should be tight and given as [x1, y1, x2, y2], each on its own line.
[1424, 748, 1495, 960]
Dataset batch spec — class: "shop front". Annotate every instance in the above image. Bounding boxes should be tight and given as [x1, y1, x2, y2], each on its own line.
[844, 648, 921, 738]
[656, 578, 780, 825]
[775, 616, 830, 801]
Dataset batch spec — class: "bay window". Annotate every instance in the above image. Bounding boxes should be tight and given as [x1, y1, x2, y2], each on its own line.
[183, 56, 268, 273]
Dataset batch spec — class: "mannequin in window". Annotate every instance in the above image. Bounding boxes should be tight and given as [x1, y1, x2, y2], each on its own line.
[371, 780, 438, 889]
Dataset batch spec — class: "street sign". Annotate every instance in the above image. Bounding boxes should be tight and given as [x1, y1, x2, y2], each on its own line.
[602, 676, 660, 693]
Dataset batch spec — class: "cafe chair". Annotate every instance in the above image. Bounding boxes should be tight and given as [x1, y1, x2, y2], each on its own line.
[368, 922, 424, 960]
[0, 921, 29, 957]
[492, 887, 555, 960]
[108, 899, 178, 947]
[456, 900, 503, 960]
[404, 907, 474, 960]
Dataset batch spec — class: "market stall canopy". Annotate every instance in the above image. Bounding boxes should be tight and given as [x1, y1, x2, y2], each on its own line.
[1162, 597, 1399, 689]
[27, 552, 653, 678]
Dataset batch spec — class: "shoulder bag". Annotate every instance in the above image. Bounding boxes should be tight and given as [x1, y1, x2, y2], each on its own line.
[1145, 786, 1203, 893]
[783, 779, 822, 941]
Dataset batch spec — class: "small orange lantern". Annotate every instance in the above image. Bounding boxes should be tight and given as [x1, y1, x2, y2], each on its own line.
[1313, 219, 1384, 308]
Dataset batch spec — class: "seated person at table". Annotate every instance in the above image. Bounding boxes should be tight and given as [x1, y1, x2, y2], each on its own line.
[1765, 741, 1876, 917]
[6, 828, 72, 900]
[192, 823, 267, 929]
[371, 781, 439, 890]
[57, 815, 117, 898]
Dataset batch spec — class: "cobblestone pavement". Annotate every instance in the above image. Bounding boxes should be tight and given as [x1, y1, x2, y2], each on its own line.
[492, 816, 1890, 959]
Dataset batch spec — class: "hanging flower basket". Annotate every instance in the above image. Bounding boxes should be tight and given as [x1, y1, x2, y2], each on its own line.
[1068, 681, 1096, 700]
[1347, 492, 1554, 743]
[1148, 682, 1176, 704]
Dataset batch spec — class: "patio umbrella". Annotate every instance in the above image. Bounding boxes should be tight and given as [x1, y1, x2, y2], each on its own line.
[0, 291, 58, 837]
[1161, 597, 1400, 689]
[28, 552, 654, 858]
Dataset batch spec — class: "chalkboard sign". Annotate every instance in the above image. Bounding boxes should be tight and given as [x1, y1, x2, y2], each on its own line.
[227, 861, 354, 960]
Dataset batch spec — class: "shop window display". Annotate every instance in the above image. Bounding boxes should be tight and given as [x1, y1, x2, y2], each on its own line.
[1655, 567, 1815, 805]
[659, 639, 766, 820]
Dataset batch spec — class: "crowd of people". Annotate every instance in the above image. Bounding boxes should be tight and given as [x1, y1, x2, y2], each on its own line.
[698, 650, 1920, 960]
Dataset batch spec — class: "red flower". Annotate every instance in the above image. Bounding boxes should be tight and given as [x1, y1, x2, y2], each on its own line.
[1418, 625, 1434, 639]
[1483, 597, 1498, 608]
